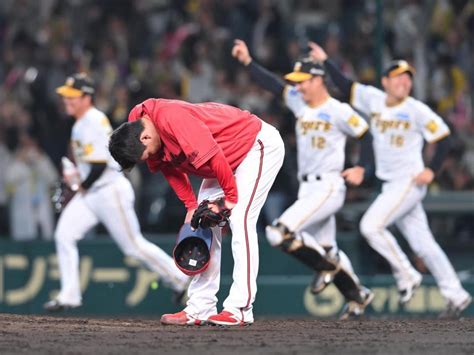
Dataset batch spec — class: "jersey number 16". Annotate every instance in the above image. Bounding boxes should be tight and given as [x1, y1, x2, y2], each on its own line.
[390, 134, 404, 147]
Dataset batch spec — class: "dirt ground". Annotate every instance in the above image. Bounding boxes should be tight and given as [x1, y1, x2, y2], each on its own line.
[0, 314, 473, 355]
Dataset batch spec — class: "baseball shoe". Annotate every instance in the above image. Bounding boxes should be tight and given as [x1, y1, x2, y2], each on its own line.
[160, 311, 203, 326]
[310, 270, 336, 294]
[339, 287, 374, 320]
[398, 276, 422, 306]
[439, 295, 472, 319]
[207, 311, 252, 326]
[43, 299, 80, 312]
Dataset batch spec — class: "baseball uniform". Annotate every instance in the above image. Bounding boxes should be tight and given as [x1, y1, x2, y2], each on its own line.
[128, 99, 285, 324]
[268, 85, 369, 286]
[352, 82, 470, 307]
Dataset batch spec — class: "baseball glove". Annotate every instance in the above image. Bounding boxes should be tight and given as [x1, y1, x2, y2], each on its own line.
[191, 198, 231, 230]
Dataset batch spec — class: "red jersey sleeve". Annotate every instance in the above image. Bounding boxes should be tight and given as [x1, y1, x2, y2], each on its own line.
[161, 106, 220, 169]
[207, 150, 238, 204]
[160, 164, 198, 210]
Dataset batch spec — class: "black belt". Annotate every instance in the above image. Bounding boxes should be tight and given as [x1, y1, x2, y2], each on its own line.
[301, 174, 322, 182]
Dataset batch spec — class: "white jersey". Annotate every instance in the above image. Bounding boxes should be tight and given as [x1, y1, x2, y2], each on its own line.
[284, 86, 368, 177]
[71, 107, 122, 188]
[350, 83, 450, 181]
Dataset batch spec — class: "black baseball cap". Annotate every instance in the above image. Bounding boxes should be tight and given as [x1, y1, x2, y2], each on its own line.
[56, 73, 95, 98]
[284, 57, 325, 83]
[383, 60, 416, 78]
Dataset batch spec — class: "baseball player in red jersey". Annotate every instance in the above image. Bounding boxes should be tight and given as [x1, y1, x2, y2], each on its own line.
[109, 99, 284, 325]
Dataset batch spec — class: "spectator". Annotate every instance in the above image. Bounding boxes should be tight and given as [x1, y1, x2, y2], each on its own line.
[5, 132, 58, 241]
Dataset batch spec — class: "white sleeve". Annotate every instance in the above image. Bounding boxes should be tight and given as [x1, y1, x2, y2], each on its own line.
[80, 116, 113, 163]
[414, 101, 450, 143]
[350, 83, 384, 116]
[283, 85, 306, 117]
[335, 102, 369, 138]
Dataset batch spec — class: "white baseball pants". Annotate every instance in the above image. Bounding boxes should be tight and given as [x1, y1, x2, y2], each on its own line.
[184, 122, 284, 323]
[54, 175, 188, 306]
[360, 178, 470, 307]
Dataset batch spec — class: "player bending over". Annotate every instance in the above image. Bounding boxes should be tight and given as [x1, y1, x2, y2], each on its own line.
[109, 98, 284, 325]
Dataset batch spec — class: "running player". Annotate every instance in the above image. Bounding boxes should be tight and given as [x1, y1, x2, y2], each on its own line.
[44, 73, 189, 312]
[309, 42, 472, 318]
[232, 39, 374, 319]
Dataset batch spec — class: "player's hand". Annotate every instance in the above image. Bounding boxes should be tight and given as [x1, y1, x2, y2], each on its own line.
[232, 39, 252, 66]
[308, 41, 328, 62]
[341, 166, 365, 186]
[208, 199, 235, 213]
[63, 171, 81, 191]
[413, 168, 435, 186]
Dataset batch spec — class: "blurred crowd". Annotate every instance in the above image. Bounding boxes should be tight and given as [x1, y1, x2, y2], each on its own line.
[0, 0, 472, 240]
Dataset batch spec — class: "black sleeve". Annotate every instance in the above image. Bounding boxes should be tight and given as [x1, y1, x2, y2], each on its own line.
[356, 130, 375, 175]
[324, 59, 354, 102]
[248, 61, 286, 97]
[428, 135, 451, 173]
[81, 162, 107, 190]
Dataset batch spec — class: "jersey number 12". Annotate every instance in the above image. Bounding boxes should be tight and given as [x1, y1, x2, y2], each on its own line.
[312, 136, 326, 149]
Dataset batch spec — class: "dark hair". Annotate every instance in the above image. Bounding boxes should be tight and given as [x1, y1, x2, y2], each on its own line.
[109, 120, 146, 170]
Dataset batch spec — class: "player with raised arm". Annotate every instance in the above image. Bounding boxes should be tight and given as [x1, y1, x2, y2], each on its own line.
[309, 42, 472, 318]
[44, 73, 189, 312]
[232, 39, 374, 319]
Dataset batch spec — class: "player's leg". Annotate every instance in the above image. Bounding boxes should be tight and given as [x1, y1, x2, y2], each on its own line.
[336, 250, 374, 319]
[94, 177, 189, 293]
[309, 217, 374, 318]
[303, 215, 341, 293]
[265, 178, 345, 272]
[395, 202, 472, 315]
[359, 179, 423, 300]
[212, 123, 284, 325]
[45, 193, 98, 310]
[183, 178, 224, 321]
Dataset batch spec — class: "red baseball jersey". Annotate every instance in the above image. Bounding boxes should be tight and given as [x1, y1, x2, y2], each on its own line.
[128, 98, 262, 209]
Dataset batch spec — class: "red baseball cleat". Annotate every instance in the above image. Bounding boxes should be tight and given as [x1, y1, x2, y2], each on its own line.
[207, 311, 252, 326]
[160, 311, 203, 326]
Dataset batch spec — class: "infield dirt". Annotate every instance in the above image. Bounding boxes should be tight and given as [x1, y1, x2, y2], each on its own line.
[0, 314, 472, 354]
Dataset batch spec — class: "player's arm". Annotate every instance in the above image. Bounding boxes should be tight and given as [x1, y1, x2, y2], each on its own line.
[163, 107, 238, 209]
[308, 42, 354, 101]
[427, 135, 451, 173]
[414, 103, 452, 185]
[81, 163, 107, 190]
[338, 107, 374, 186]
[414, 137, 451, 186]
[356, 129, 375, 173]
[342, 132, 375, 185]
[232, 39, 285, 96]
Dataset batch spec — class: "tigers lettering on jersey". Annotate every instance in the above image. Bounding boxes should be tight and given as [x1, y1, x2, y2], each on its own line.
[299, 119, 332, 134]
[351, 83, 450, 181]
[371, 113, 411, 133]
[283, 85, 368, 176]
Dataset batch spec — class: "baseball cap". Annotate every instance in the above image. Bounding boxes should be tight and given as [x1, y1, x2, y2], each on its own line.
[173, 223, 213, 276]
[383, 60, 416, 78]
[284, 57, 325, 83]
[56, 73, 95, 98]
